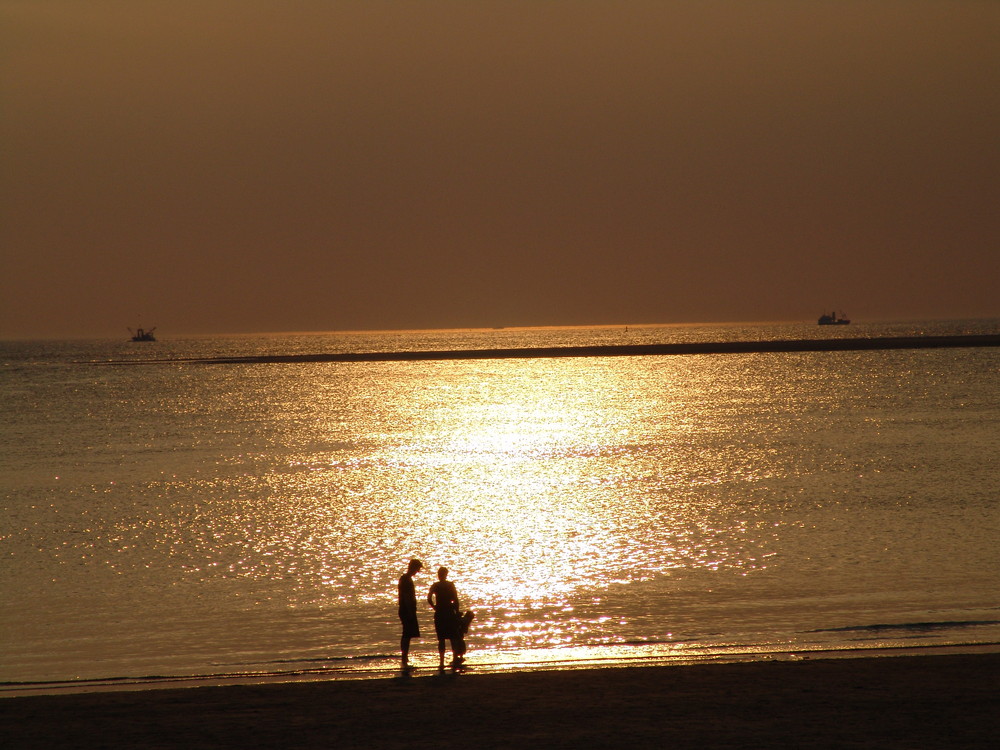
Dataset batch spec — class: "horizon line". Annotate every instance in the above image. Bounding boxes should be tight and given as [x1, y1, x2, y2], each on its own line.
[6, 315, 1000, 342]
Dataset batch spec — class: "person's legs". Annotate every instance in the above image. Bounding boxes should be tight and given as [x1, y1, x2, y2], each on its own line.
[437, 638, 446, 669]
[449, 639, 464, 666]
[401, 635, 411, 666]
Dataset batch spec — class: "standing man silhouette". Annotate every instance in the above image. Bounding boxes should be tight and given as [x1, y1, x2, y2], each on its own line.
[398, 558, 423, 668]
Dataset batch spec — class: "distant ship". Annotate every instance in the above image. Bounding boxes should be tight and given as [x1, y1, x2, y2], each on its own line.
[129, 326, 157, 342]
[818, 312, 850, 326]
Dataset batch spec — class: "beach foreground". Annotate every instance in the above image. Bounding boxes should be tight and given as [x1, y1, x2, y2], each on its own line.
[2, 653, 998, 749]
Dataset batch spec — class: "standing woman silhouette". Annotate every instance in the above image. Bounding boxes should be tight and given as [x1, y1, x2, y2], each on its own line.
[427, 567, 462, 669]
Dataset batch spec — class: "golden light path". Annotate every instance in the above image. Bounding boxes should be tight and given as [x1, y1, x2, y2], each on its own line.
[155, 351, 810, 662]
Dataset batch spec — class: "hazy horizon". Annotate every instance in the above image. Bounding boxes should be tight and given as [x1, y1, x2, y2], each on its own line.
[4, 315, 1000, 343]
[3, 1, 998, 339]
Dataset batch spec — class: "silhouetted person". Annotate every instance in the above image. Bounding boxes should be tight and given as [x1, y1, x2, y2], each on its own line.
[398, 558, 423, 668]
[427, 566, 462, 669]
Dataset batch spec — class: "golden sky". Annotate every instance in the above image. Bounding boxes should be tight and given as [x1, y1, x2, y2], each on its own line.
[2, 1, 998, 337]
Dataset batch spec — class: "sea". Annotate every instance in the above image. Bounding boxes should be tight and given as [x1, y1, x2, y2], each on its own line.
[2, 319, 998, 693]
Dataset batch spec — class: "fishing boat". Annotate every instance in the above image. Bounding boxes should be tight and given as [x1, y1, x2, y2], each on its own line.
[129, 326, 157, 342]
[818, 312, 850, 325]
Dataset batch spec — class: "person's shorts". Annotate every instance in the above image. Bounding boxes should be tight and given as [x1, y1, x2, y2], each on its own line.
[399, 610, 420, 638]
[434, 610, 459, 640]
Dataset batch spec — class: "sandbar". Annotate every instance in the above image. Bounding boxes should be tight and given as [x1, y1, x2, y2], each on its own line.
[93, 333, 1000, 366]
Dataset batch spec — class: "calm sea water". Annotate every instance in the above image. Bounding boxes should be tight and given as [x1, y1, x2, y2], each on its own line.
[2, 320, 998, 689]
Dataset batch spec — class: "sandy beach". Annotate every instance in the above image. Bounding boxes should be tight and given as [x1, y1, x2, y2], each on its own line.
[2, 652, 998, 749]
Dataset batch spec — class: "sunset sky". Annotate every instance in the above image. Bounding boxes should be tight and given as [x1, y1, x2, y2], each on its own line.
[3, 1, 998, 339]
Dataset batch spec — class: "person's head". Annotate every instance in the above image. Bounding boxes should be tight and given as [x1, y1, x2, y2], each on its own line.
[407, 559, 423, 575]
[437, 566, 448, 581]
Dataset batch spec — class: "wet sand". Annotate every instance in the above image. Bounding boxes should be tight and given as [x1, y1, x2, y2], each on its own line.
[3, 653, 998, 749]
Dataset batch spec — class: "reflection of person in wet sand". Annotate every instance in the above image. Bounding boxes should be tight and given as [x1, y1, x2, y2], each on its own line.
[427, 566, 463, 669]
[397, 559, 423, 668]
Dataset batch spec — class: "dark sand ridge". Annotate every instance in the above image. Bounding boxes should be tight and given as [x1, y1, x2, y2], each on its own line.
[98, 333, 1000, 365]
[2, 653, 998, 749]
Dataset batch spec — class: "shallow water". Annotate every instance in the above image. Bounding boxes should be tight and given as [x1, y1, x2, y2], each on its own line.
[2, 320, 998, 687]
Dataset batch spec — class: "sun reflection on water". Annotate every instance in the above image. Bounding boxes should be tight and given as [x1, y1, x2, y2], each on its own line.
[382, 360, 673, 604]
[7, 331, 1000, 685]
[98, 353, 813, 661]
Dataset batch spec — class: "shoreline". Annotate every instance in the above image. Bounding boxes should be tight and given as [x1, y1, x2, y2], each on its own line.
[2, 651, 997, 749]
[4, 640, 998, 698]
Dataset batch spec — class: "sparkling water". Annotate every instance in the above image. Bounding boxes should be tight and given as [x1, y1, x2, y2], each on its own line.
[2, 320, 998, 687]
